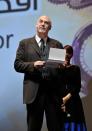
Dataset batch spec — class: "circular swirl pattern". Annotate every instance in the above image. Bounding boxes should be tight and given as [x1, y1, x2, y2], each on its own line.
[72, 23, 92, 96]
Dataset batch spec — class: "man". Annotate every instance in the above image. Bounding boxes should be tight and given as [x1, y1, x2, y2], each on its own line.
[14, 15, 63, 131]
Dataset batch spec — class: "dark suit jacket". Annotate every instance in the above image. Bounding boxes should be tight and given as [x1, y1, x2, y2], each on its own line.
[14, 36, 63, 104]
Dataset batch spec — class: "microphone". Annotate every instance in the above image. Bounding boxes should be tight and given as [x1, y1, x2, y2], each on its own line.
[66, 112, 71, 118]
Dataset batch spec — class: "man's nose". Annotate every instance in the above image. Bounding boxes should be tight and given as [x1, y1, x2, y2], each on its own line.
[41, 21, 45, 25]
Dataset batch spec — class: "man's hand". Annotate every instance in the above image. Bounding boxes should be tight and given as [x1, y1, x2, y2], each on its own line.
[34, 61, 45, 69]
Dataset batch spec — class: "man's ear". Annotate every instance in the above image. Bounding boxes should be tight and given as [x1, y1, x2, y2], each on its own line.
[49, 25, 51, 30]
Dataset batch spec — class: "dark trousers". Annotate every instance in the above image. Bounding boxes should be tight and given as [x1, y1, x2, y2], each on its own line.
[26, 82, 60, 131]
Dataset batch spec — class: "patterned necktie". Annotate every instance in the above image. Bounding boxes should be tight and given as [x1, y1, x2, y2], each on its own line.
[40, 39, 49, 79]
[40, 39, 45, 53]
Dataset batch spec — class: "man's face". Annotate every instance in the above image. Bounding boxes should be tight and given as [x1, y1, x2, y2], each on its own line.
[36, 16, 51, 36]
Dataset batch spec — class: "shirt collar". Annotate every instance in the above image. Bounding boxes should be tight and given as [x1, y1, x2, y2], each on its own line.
[35, 35, 41, 43]
[35, 35, 47, 45]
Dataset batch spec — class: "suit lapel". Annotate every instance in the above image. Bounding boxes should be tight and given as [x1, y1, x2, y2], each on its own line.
[30, 37, 42, 56]
[28, 37, 56, 58]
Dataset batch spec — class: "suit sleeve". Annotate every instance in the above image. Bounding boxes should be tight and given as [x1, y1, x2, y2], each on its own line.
[14, 40, 35, 73]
